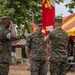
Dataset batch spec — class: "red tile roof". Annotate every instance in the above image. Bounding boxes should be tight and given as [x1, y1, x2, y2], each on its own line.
[12, 39, 26, 46]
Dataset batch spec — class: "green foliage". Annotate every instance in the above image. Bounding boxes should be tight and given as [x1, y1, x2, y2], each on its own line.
[11, 59, 21, 65]
[55, 0, 75, 13]
[55, 0, 64, 4]
[65, 1, 75, 13]
[22, 47, 27, 58]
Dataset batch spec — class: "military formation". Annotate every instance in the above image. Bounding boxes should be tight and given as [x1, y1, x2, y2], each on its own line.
[0, 16, 74, 75]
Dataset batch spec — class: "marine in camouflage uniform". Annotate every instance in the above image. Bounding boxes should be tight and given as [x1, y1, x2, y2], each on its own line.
[45, 16, 69, 75]
[25, 20, 48, 75]
[0, 16, 16, 75]
[73, 37, 75, 62]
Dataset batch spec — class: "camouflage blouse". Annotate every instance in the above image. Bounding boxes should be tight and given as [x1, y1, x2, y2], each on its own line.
[26, 32, 47, 61]
[46, 28, 69, 62]
[0, 26, 12, 64]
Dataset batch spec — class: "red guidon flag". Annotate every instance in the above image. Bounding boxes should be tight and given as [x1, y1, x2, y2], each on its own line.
[42, 0, 55, 35]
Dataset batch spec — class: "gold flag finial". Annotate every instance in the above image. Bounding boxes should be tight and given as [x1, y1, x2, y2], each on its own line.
[42, 0, 54, 9]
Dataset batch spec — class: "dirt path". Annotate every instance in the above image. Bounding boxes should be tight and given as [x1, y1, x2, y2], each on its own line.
[9, 66, 75, 75]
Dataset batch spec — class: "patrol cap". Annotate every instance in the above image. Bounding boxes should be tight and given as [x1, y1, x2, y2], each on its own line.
[34, 20, 42, 26]
[0, 16, 10, 23]
[54, 16, 62, 24]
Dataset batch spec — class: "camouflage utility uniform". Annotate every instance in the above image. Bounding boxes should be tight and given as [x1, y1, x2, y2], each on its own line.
[0, 26, 12, 75]
[73, 39, 75, 61]
[26, 32, 48, 75]
[46, 28, 68, 75]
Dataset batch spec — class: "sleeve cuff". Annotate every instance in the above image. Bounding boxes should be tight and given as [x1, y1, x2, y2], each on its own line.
[6, 33, 11, 39]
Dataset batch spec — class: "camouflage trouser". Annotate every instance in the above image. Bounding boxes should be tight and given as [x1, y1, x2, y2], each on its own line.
[50, 61, 67, 75]
[30, 60, 48, 75]
[0, 63, 10, 75]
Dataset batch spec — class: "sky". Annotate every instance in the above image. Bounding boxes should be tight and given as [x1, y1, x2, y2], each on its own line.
[55, 0, 75, 17]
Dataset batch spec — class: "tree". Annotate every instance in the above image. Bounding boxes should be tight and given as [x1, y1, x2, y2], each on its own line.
[0, 0, 42, 39]
[55, 0, 75, 13]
